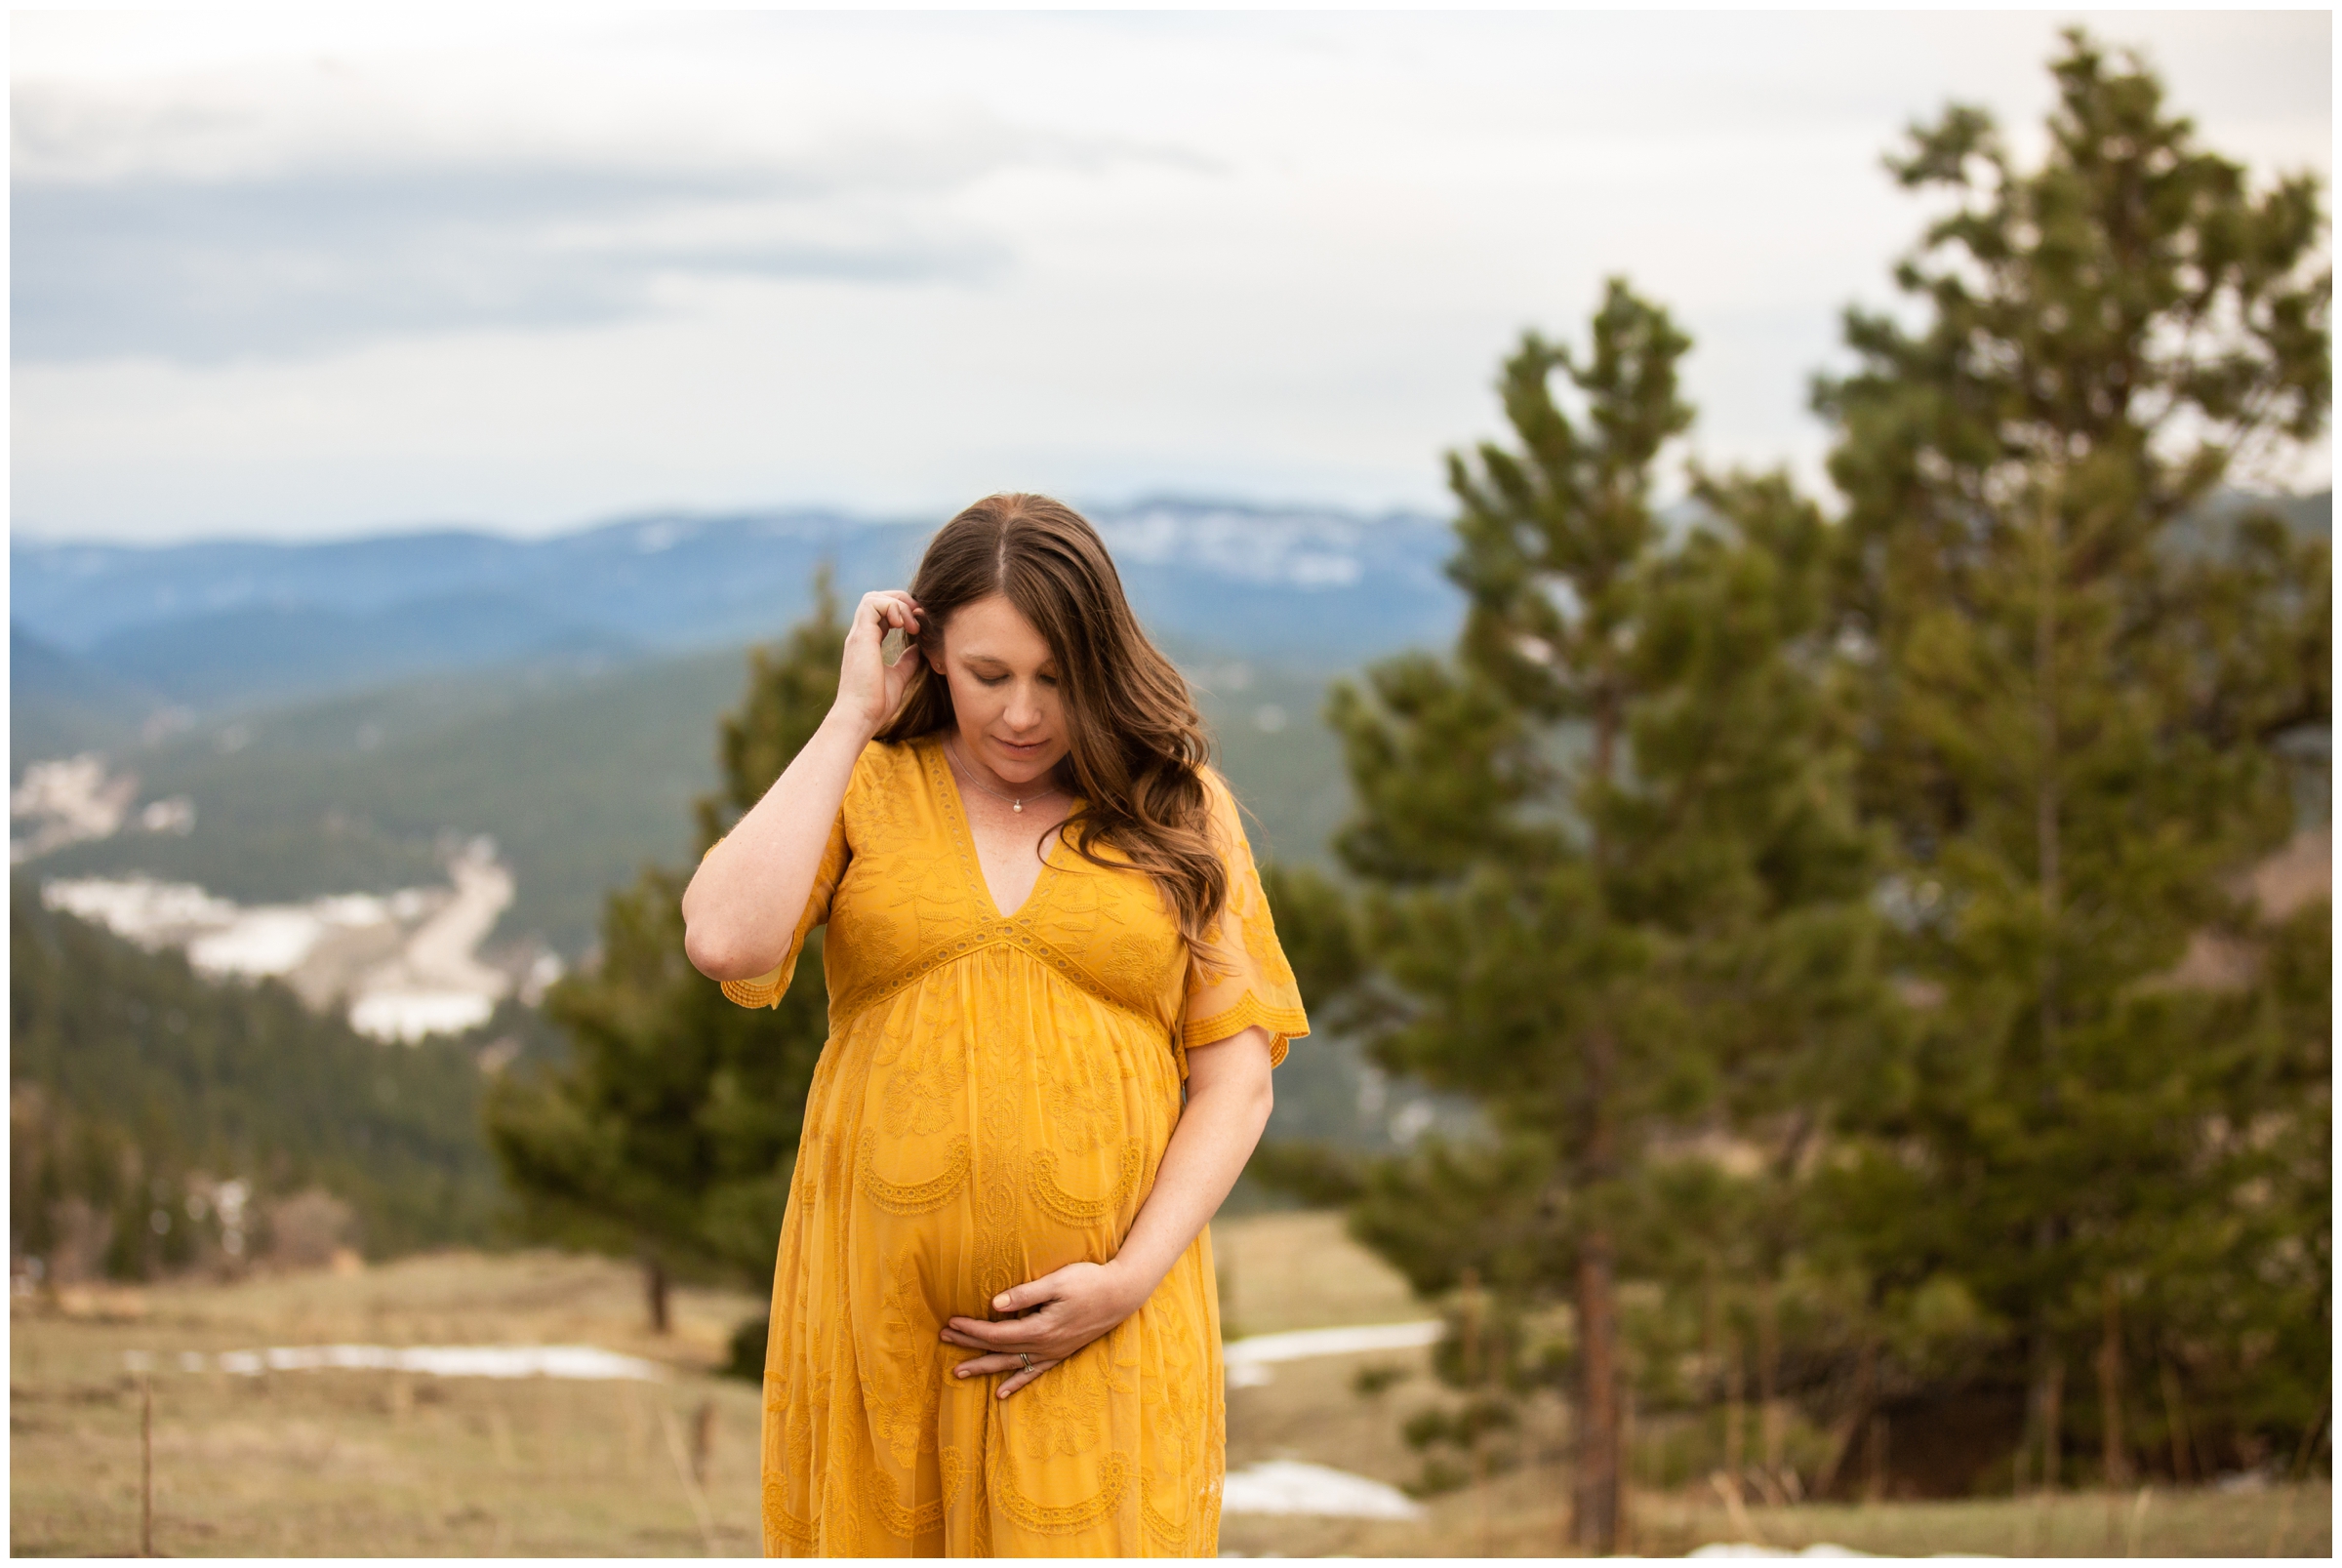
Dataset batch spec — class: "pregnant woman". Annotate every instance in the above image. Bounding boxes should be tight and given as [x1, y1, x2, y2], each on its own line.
[681, 493, 1308, 1556]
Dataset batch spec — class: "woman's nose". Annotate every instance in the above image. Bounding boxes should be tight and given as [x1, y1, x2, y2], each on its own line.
[1005, 684, 1043, 731]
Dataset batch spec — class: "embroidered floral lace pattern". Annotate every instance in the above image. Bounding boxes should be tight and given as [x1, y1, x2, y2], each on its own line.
[726, 737, 1308, 1556]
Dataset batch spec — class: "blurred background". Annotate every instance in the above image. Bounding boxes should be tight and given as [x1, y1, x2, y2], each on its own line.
[10, 10, 2329, 1557]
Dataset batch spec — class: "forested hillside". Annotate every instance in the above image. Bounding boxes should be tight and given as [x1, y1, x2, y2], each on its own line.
[24, 650, 745, 955]
[10, 882, 505, 1279]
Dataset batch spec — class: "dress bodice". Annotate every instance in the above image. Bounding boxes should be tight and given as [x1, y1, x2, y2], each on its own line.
[721, 735, 1307, 1067]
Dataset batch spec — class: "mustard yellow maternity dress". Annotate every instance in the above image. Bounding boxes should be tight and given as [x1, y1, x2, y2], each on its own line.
[718, 735, 1309, 1556]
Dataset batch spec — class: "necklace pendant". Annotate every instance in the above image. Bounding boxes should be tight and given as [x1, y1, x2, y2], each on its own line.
[1012, 799, 1023, 813]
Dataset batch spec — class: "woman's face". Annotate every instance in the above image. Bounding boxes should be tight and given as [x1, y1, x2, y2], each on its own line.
[931, 592, 1070, 786]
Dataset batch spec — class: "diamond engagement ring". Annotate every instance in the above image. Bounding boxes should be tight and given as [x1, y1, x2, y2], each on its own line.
[1019, 1353, 1033, 1371]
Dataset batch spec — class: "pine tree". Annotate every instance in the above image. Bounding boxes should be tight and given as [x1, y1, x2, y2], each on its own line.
[1326, 281, 1882, 1547]
[1810, 29, 2330, 1487]
[483, 575, 845, 1330]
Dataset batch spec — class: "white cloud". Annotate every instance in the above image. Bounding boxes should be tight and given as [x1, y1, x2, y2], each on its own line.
[11, 11, 2330, 540]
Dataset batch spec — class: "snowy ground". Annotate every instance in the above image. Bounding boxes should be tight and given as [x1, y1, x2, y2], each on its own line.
[1222, 1459, 1422, 1520]
[1218, 1321, 1446, 1519]
[1223, 1320, 1442, 1388]
[10, 753, 177, 863]
[130, 1345, 664, 1381]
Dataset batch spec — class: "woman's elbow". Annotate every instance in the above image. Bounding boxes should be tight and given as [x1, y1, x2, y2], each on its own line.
[681, 920, 725, 981]
[683, 920, 758, 983]
[1221, 1055, 1275, 1141]
[1247, 1064, 1274, 1127]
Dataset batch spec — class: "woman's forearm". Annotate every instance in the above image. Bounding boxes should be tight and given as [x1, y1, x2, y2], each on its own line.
[685, 588, 921, 981]
[1108, 1025, 1275, 1306]
[681, 706, 868, 981]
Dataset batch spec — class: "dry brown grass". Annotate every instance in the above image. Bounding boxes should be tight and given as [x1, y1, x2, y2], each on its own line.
[11, 1250, 768, 1557]
[1219, 1462, 2333, 1558]
[11, 1221, 2329, 1556]
[1215, 1209, 1430, 1337]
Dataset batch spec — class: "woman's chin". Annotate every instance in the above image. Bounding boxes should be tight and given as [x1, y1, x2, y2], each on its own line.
[985, 742, 1062, 781]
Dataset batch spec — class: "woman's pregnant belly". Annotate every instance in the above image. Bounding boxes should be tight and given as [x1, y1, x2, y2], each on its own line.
[828, 951, 1184, 1323]
[765, 951, 1197, 1494]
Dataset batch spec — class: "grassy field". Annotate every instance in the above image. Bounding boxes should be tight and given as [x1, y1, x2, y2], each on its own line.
[12, 1216, 2328, 1557]
[10, 1251, 767, 1557]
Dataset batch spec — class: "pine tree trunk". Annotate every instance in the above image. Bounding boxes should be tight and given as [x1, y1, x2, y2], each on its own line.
[2033, 1346, 2065, 1492]
[1817, 1333, 1875, 1499]
[2035, 490, 2061, 1069]
[1758, 1278, 1785, 1479]
[1573, 1025, 1622, 1554]
[643, 1251, 671, 1336]
[1704, 1272, 1745, 1483]
[2028, 494, 2066, 1502]
[1618, 1384, 1638, 1554]
[2160, 1360, 2197, 1484]
[1575, 1225, 1621, 1550]
[1725, 1335, 1747, 1483]
[1572, 698, 1625, 1555]
[2098, 1279, 2129, 1487]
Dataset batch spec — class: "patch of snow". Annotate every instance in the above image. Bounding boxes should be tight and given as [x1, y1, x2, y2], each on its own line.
[12, 754, 139, 862]
[518, 948, 565, 1006]
[1224, 1320, 1442, 1388]
[180, 1345, 664, 1381]
[1225, 1321, 1443, 1366]
[1287, 552, 1363, 587]
[345, 839, 512, 1040]
[634, 519, 693, 553]
[1221, 1460, 1422, 1520]
[1688, 1547, 1877, 1558]
[44, 875, 239, 939]
[315, 893, 392, 927]
[349, 990, 496, 1042]
[139, 796, 196, 834]
[1094, 506, 1373, 589]
[189, 907, 328, 977]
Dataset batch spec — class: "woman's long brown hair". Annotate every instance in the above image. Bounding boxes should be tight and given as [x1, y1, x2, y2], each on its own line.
[876, 493, 1229, 950]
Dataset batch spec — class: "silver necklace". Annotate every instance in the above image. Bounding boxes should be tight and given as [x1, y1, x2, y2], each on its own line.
[944, 738, 1064, 815]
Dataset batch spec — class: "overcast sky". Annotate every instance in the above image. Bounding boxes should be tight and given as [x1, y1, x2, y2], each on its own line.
[11, 10, 2332, 543]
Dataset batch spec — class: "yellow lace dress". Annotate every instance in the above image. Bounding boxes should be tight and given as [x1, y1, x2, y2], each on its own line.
[718, 734, 1309, 1556]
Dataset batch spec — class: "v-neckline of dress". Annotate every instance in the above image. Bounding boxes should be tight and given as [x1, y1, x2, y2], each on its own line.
[924, 734, 1072, 924]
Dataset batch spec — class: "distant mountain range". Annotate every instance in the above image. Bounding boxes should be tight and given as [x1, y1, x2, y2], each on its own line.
[19, 488, 2327, 727]
[11, 499, 1465, 721]
[11, 486, 2325, 955]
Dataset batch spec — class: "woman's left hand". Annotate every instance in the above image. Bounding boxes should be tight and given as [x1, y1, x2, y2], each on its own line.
[942, 1261, 1146, 1398]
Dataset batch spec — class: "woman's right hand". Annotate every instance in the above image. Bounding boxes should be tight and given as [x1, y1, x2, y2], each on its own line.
[834, 589, 925, 738]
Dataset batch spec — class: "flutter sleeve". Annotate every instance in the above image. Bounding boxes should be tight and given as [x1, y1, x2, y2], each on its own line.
[1180, 771, 1312, 1068]
[707, 790, 851, 1010]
